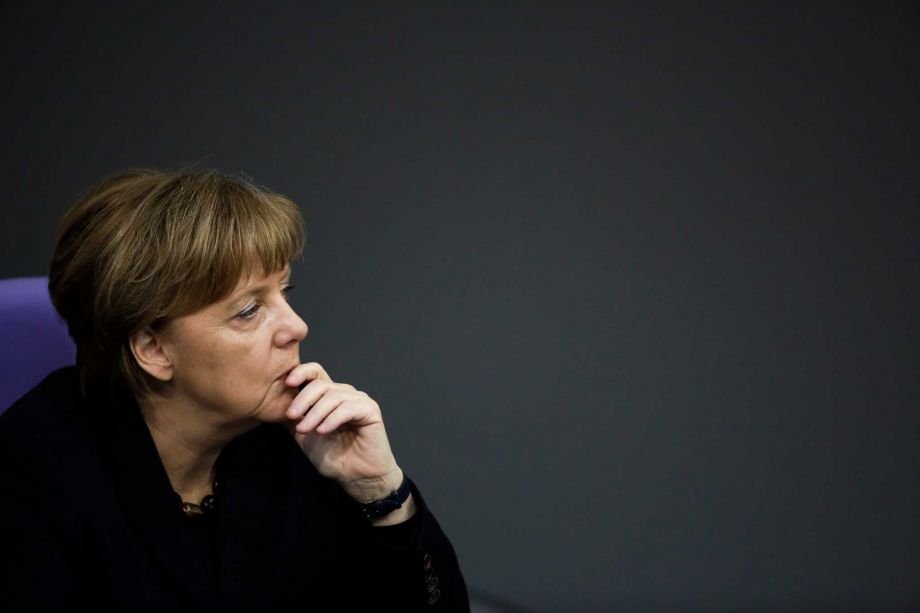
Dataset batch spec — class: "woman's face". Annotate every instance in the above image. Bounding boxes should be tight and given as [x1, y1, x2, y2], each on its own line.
[157, 264, 308, 426]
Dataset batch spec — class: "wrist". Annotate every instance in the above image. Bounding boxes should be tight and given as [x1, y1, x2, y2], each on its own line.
[349, 468, 414, 523]
[371, 492, 417, 526]
[341, 466, 404, 504]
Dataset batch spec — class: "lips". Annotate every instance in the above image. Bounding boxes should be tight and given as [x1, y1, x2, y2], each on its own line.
[276, 364, 299, 383]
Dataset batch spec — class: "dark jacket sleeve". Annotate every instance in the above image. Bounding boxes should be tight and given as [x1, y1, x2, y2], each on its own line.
[318, 475, 471, 611]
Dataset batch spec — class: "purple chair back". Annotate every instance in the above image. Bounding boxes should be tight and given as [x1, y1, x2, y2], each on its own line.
[0, 277, 76, 414]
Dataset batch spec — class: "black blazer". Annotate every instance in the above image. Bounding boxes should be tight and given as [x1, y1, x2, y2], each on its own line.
[0, 367, 469, 611]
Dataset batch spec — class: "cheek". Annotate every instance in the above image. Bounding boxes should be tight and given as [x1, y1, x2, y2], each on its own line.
[221, 342, 276, 393]
[199, 359, 270, 411]
[174, 325, 277, 410]
[182, 342, 248, 390]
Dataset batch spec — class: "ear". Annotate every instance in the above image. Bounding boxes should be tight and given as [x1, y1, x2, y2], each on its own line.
[129, 326, 175, 383]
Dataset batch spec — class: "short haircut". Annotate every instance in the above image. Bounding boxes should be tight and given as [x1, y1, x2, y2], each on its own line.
[48, 167, 306, 398]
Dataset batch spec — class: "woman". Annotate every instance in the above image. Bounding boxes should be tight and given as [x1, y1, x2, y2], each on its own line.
[0, 168, 469, 611]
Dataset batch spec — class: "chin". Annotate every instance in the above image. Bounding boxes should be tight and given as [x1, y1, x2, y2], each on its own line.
[268, 390, 298, 422]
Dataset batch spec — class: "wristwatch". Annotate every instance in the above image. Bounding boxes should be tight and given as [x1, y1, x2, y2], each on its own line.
[360, 473, 412, 520]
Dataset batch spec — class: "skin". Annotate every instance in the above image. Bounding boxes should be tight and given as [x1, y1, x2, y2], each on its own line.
[129, 263, 416, 526]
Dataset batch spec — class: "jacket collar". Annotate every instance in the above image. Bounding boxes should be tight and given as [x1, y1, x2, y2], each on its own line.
[85, 379, 292, 611]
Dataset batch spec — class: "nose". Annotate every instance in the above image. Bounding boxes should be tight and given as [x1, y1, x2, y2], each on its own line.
[275, 299, 308, 347]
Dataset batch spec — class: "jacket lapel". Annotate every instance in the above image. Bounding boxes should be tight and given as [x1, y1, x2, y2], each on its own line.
[91, 384, 219, 612]
[88, 381, 304, 611]
[212, 424, 294, 610]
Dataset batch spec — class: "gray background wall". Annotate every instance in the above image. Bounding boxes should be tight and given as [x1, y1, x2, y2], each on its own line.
[1, 2, 918, 611]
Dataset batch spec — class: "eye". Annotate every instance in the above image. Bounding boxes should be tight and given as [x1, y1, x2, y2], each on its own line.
[237, 303, 261, 321]
[282, 284, 295, 301]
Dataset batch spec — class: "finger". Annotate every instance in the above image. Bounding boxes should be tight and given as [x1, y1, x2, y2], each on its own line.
[315, 399, 379, 433]
[293, 392, 348, 433]
[286, 380, 361, 421]
[285, 379, 333, 420]
[286, 382, 360, 421]
[284, 362, 333, 388]
[315, 401, 360, 434]
[291, 391, 341, 432]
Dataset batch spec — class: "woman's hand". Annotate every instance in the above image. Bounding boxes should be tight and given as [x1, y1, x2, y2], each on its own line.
[281, 362, 405, 506]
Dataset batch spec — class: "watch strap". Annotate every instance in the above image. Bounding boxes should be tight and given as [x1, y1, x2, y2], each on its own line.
[360, 473, 412, 520]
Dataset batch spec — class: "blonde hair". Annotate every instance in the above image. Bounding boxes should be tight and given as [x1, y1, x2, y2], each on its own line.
[48, 167, 306, 398]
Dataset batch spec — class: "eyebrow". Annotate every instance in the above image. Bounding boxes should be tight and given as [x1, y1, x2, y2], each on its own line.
[226, 269, 292, 309]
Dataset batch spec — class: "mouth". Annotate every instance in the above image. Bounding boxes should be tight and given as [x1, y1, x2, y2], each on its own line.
[276, 364, 299, 383]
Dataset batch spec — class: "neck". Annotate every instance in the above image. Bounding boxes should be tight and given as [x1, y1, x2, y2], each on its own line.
[136, 392, 255, 500]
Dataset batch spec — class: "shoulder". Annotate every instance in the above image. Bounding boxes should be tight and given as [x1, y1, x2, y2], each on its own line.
[1, 365, 81, 423]
[0, 365, 97, 470]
